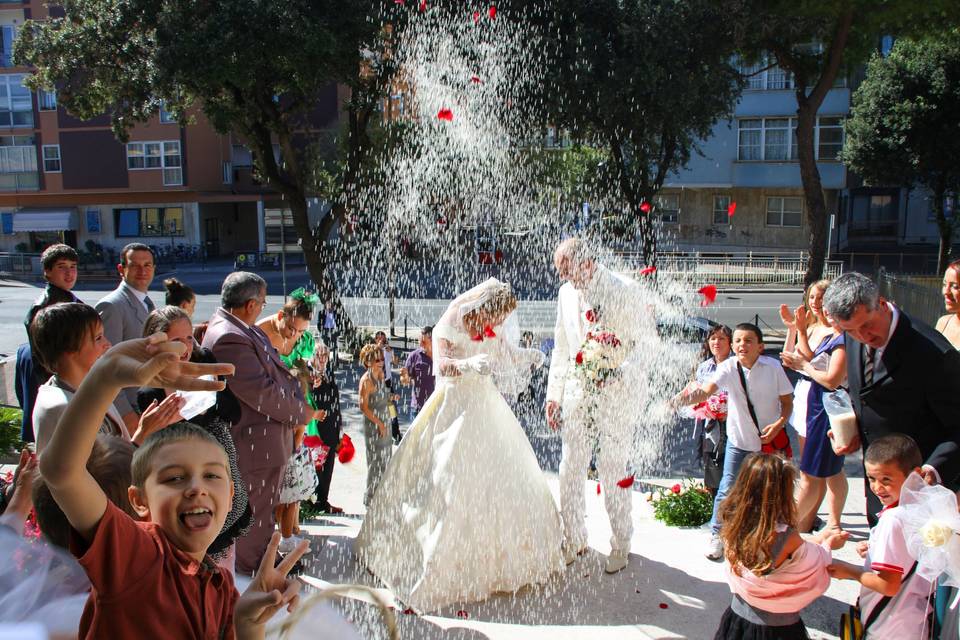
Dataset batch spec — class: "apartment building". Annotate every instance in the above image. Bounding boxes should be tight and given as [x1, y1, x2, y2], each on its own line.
[0, 0, 344, 263]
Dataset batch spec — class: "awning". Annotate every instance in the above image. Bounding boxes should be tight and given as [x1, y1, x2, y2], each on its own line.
[12, 209, 78, 232]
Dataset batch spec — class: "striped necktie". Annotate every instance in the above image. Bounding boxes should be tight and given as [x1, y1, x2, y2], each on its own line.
[863, 345, 876, 387]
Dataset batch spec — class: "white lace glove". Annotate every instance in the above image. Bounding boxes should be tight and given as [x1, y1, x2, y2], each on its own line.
[456, 354, 491, 375]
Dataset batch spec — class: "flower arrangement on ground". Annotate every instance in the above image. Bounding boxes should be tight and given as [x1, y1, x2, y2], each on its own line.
[650, 479, 714, 527]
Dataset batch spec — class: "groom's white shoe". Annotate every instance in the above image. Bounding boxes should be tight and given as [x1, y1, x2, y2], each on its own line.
[563, 543, 586, 566]
[604, 549, 629, 574]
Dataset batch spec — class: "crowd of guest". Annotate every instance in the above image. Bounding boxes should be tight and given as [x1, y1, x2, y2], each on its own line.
[7, 239, 960, 638]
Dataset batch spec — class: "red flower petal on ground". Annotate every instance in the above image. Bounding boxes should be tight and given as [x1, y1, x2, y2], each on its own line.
[470, 75, 482, 84]
[488, 5, 497, 19]
[456, 610, 469, 619]
[671, 483, 681, 494]
[659, 602, 669, 609]
[575, 351, 584, 365]
[483, 325, 496, 338]
[337, 434, 355, 464]
[437, 108, 453, 121]
[585, 309, 597, 323]
[639, 202, 651, 214]
[617, 475, 635, 488]
[698, 284, 718, 306]
[727, 201, 737, 217]
[639, 265, 656, 276]
[596, 483, 601, 495]
[472, 10, 480, 22]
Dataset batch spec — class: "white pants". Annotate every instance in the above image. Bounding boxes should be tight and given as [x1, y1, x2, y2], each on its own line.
[559, 396, 634, 553]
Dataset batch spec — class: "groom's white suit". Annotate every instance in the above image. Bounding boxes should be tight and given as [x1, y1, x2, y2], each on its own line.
[547, 263, 652, 556]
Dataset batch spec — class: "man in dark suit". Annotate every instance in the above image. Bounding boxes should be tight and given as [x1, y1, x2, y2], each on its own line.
[824, 271, 960, 524]
[202, 271, 314, 573]
[95, 242, 157, 433]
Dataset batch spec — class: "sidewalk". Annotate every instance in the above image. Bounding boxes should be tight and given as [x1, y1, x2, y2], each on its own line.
[277, 365, 864, 639]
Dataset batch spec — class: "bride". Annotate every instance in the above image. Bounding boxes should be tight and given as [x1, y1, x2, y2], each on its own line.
[354, 278, 565, 612]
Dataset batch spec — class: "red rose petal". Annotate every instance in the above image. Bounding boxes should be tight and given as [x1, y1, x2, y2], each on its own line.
[436, 108, 453, 121]
[483, 325, 496, 338]
[488, 5, 497, 19]
[456, 610, 469, 619]
[617, 475, 635, 489]
[418, 0, 426, 11]
[575, 351, 584, 365]
[596, 483, 601, 495]
[727, 201, 737, 217]
[639, 265, 656, 276]
[472, 10, 480, 22]
[698, 284, 718, 306]
[659, 602, 669, 609]
[640, 202, 651, 214]
[470, 75, 482, 84]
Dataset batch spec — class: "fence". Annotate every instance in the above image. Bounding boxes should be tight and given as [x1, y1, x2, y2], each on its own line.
[877, 268, 943, 328]
[0, 252, 40, 276]
[617, 251, 844, 287]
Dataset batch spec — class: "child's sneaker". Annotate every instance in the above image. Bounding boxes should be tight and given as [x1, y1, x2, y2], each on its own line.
[278, 535, 303, 554]
[705, 534, 724, 561]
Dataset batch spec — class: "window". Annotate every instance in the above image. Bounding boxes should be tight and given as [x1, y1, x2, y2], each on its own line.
[42, 145, 60, 172]
[738, 119, 762, 161]
[766, 196, 802, 227]
[738, 117, 843, 162]
[162, 141, 182, 185]
[0, 75, 33, 127]
[739, 57, 794, 90]
[713, 195, 732, 225]
[817, 116, 843, 161]
[113, 206, 186, 237]
[222, 161, 233, 184]
[763, 118, 791, 161]
[127, 140, 182, 185]
[38, 89, 57, 111]
[1, 25, 15, 68]
[159, 101, 175, 124]
[655, 194, 679, 223]
[0, 135, 36, 173]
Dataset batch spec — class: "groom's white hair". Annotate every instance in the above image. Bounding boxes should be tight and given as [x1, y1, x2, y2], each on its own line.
[554, 237, 594, 265]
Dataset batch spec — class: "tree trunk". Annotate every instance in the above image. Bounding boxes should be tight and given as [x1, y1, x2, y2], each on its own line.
[795, 105, 828, 287]
[933, 181, 952, 275]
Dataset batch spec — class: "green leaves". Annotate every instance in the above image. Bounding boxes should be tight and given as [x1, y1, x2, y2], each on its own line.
[651, 479, 714, 528]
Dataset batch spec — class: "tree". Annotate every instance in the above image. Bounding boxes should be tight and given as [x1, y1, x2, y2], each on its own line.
[842, 32, 960, 274]
[540, 0, 743, 265]
[16, 0, 404, 323]
[731, 0, 960, 286]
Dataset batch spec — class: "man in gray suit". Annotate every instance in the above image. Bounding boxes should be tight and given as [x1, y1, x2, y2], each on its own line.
[95, 242, 156, 433]
[202, 271, 316, 573]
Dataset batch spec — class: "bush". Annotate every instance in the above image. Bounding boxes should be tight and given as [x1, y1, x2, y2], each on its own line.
[0, 407, 25, 456]
[651, 479, 714, 527]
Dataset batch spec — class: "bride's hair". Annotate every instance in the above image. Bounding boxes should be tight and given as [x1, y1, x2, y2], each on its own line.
[463, 284, 517, 325]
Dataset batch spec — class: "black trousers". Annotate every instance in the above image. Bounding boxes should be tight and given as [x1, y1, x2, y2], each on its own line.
[314, 419, 340, 509]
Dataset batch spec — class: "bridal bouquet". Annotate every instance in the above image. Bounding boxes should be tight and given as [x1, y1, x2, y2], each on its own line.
[693, 391, 728, 422]
[574, 325, 629, 388]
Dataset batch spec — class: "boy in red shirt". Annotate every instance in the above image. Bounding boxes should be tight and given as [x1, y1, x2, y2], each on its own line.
[39, 333, 309, 640]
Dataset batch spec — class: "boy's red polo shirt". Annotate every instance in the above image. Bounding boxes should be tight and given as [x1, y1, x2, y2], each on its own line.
[70, 501, 238, 639]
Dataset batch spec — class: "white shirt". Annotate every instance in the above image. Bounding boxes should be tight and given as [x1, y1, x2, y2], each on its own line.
[875, 301, 900, 363]
[709, 355, 794, 451]
[123, 281, 153, 312]
[859, 504, 931, 638]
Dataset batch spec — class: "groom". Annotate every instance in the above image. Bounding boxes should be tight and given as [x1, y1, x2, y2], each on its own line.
[546, 238, 649, 574]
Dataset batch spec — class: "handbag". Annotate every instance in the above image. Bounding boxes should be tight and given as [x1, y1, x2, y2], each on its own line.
[839, 563, 920, 639]
[737, 362, 792, 458]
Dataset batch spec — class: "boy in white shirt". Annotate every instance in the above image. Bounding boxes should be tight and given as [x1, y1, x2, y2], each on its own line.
[673, 322, 794, 559]
[829, 434, 931, 639]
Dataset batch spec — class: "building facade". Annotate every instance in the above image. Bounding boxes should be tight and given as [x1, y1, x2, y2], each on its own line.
[0, 0, 345, 263]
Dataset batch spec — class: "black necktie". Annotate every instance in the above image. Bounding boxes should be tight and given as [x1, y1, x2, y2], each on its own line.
[863, 345, 876, 387]
[144, 296, 155, 312]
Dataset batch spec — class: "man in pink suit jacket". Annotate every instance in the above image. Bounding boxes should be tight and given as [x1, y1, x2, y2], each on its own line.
[202, 271, 310, 574]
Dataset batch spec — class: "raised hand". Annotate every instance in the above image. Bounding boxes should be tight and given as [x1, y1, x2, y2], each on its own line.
[91, 334, 233, 392]
[236, 532, 309, 636]
[779, 303, 795, 328]
[794, 305, 809, 332]
[134, 393, 186, 444]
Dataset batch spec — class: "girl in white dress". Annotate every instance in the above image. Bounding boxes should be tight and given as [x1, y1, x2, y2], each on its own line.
[354, 278, 564, 612]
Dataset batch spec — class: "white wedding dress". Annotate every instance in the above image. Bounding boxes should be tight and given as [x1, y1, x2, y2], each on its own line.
[354, 279, 565, 612]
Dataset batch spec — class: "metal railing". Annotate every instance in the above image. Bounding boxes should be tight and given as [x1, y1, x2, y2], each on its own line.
[877, 268, 943, 328]
[0, 251, 40, 275]
[616, 251, 844, 287]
